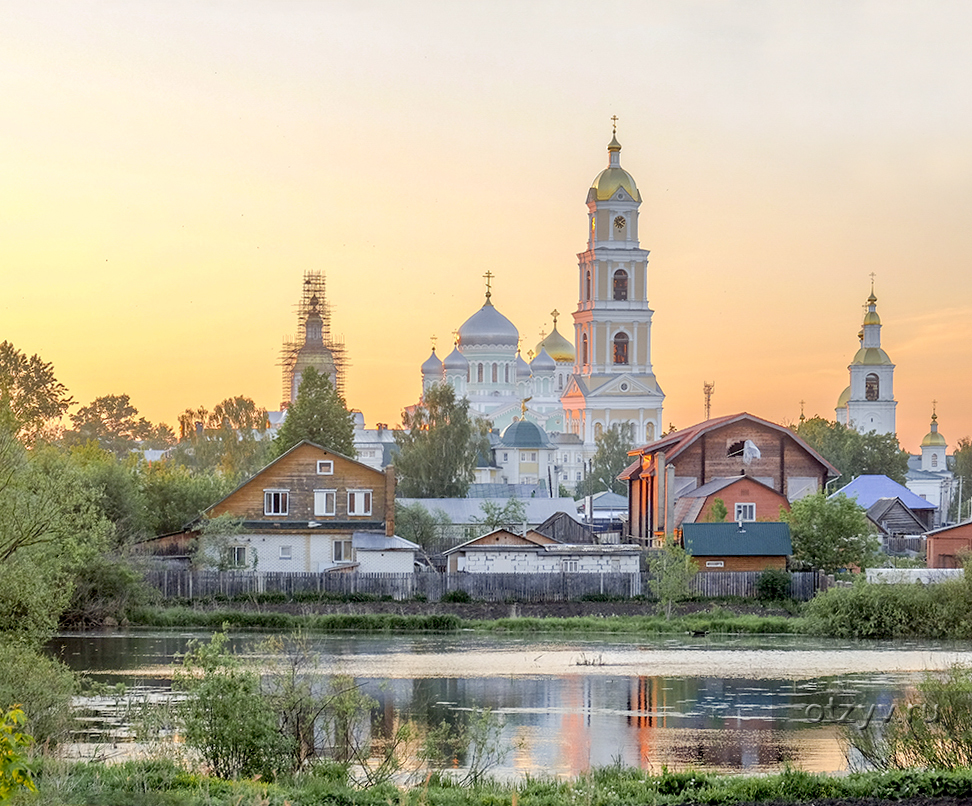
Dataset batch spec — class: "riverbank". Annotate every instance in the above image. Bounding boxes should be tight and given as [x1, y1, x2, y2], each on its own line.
[16, 758, 972, 806]
[126, 598, 801, 635]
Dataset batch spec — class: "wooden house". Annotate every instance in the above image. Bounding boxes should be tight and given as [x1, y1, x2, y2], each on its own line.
[681, 522, 792, 572]
[671, 475, 792, 527]
[926, 521, 972, 568]
[620, 413, 838, 546]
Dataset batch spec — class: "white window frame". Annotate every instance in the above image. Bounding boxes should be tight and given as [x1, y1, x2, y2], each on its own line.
[347, 489, 372, 517]
[706, 560, 725, 568]
[314, 489, 336, 517]
[317, 460, 334, 475]
[562, 559, 578, 573]
[279, 545, 293, 561]
[333, 539, 353, 563]
[735, 502, 756, 522]
[228, 545, 246, 567]
[264, 489, 289, 516]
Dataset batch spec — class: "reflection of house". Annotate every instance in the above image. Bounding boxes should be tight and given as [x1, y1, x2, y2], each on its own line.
[671, 475, 791, 528]
[621, 413, 838, 546]
[202, 440, 398, 572]
[834, 475, 935, 532]
[681, 522, 792, 572]
[444, 528, 640, 574]
[925, 521, 972, 568]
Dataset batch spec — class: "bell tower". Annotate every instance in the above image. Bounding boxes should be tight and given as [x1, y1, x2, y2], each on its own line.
[562, 122, 665, 447]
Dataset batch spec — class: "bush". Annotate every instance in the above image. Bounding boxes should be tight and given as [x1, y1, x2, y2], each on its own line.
[0, 644, 77, 748]
[756, 569, 792, 602]
[441, 589, 472, 603]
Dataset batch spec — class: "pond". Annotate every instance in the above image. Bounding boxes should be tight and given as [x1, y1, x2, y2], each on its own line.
[50, 631, 972, 780]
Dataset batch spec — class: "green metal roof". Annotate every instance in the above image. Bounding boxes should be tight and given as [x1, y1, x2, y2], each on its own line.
[682, 522, 792, 557]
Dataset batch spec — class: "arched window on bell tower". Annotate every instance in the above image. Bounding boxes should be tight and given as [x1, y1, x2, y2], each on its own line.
[613, 270, 628, 301]
[865, 373, 879, 401]
[585, 270, 592, 301]
[582, 333, 589, 366]
[613, 332, 629, 365]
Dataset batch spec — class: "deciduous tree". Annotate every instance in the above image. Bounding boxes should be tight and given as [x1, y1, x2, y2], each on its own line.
[782, 491, 879, 573]
[794, 416, 909, 487]
[647, 541, 698, 620]
[0, 341, 73, 445]
[395, 384, 489, 498]
[174, 396, 270, 479]
[67, 394, 173, 457]
[576, 422, 635, 497]
[272, 368, 355, 458]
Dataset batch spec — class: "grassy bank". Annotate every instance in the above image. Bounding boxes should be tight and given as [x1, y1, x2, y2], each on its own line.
[127, 604, 800, 635]
[15, 759, 972, 806]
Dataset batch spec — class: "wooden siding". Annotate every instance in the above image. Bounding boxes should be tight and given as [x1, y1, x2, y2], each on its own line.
[695, 555, 787, 572]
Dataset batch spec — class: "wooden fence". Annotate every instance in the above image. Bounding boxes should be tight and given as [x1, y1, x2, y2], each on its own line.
[144, 569, 823, 603]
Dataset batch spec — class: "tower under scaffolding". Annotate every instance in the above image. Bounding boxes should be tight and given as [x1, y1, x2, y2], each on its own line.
[280, 271, 347, 408]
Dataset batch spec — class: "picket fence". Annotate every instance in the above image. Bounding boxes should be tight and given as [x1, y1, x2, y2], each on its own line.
[144, 569, 823, 603]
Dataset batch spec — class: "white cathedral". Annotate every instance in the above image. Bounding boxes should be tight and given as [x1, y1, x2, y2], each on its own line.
[418, 130, 665, 485]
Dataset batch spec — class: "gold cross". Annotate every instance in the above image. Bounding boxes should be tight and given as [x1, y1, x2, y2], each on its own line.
[932, 399, 938, 415]
[452, 329, 459, 344]
[611, 115, 618, 134]
[539, 327, 546, 341]
[550, 308, 559, 327]
[430, 334, 437, 350]
[799, 400, 806, 421]
[483, 270, 494, 299]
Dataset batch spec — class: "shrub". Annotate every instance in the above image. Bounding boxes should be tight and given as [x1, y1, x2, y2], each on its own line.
[0, 644, 77, 747]
[756, 569, 792, 602]
[441, 589, 472, 604]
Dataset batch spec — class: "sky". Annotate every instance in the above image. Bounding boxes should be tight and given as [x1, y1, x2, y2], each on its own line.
[3, 1, 971, 453]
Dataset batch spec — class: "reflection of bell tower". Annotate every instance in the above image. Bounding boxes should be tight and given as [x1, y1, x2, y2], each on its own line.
[562, 122, 664, 447]
[837, 281, 896, 435]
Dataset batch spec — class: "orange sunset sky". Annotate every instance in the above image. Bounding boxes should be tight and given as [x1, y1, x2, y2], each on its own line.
[4, 2, 971, 453]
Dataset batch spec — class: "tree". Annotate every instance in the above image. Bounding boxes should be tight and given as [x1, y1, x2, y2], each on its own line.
[782, 491, 879, 573]
[0, 341, 73, 445]
[139, 461, 235, 536]
[647, 540, 698, 619]
[174, 395, 270, 479]
[950, 436, 972, 522]
[66, 393, 173, 457]
[473, 498, 527, 533]
[0, 707, 36, 799]
[272, 368, 355, 458]
[395, 502, 450, 553]
[395, 383, 489, 498]
[794, 416, 909, 487]
[576, 422, 636, 497]
[707, 498, 728, 522]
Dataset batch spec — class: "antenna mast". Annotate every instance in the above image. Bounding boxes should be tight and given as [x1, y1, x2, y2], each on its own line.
[703, 381, 715, 421]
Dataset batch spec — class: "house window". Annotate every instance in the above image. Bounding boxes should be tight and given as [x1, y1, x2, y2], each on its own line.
[279, 545, 293, 560]
[333, 540, 353, 562]
[613, 270, 628, 300]
[503, 452, 508, 462]
[227, 545, 246, 567]
[314, 489, 336, 516]
[613, 332, 629, 364]
[706, 560, 725, 568]
[264, 489, 289, 516]
[347, 490, 372, 516]
[317, 460, 334, 474]
[530, 452, 537, 462]
[865, 373, 879, 401]
[727, 441, 745, 458]
[735, 503, 756, 521]
[562, 559, 578, 572]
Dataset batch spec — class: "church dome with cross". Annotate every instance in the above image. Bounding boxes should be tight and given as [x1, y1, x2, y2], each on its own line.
[535, 311, 575, 364]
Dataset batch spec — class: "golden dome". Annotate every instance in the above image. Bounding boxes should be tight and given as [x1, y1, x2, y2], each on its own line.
[921, 413, 947, 447]
[851, 347, 893, 366]
[836, 385, 851, 408]
[591, 167, 641, 202]
[863, 310, 881, 326]
[536, 323, 575, 363]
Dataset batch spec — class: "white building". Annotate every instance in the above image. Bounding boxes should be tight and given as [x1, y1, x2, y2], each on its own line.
[906, 410, 956, 528]
[835, 285, 897, 435]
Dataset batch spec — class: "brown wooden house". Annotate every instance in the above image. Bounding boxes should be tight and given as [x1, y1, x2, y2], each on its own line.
[620, 413, 838, 546]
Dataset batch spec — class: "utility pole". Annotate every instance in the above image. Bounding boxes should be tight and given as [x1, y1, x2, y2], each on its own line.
[703, 381, 715, 421]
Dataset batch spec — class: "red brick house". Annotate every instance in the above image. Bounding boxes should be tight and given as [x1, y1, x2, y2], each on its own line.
[926, 522, 972, 568]
[620, 413, 838, 546]
[671, 475, 792, 528]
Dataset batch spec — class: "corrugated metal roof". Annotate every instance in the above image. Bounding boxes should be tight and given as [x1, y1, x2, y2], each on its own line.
[835, 475, 936, 511]
[352, 532, 419, 551]
[396, 497, 577, 524]
[682, 522, 792, 556]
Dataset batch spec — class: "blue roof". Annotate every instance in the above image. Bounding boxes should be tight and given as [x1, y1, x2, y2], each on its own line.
[834, 475, 935, 511]
[682, 522, 792, 557]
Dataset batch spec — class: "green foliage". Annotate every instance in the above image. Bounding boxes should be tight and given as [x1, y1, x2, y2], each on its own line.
[193, 514, 248, 571]
[272, 368, 355, 459]
[0, 644, 77, 748]
[174, 395, 271, 479]
[129, 607, 463, 632]
[65, 393, 174, 458]
[846, 663, 972, 770]
[0, 341, 73, 446]
[707, 497, 728, 522]
[473, 498, 526, 533]
[0, 707, 36, 800]
[794, 415, 910, 486]
[395, 383, 489, 498]
[802, 576, 972, 639]
[65, 442, 148, 544]
[139, 461, 234, 536]
[576, 422, 635, 497]
[756, 569, 792, 602]
[59, 553, 157, 629]
[174, 631, 291, 779]
[441, 589, 472, 603]
[783, 491, 879, 573]
[395, 502, 450, 551]
[647, 541, 699, 619]
[951, 435, 972, 522]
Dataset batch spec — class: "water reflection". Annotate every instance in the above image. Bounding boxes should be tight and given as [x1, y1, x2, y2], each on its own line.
[49, 631, 971, 779]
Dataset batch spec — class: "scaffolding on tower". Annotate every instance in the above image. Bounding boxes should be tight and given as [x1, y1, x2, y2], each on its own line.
[279, 271, 347, 408]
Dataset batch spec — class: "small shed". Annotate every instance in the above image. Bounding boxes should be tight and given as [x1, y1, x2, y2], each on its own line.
[926, 521, 972, 568]
[681, 522, 792, 572]
[352, 532, 420, 573]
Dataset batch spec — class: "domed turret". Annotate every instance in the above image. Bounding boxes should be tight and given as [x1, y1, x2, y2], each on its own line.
[516, 351, 532, 380]
[457, 296, 519, 349]
[443, 344, 469, 372]
[530, 347, 556, 373]
[500, 418, 551, 449]
[921, 412, 947, 447]
[590, 133, 641, 202]
[292, 295, 336, 399]
[421, 348, 443, 377]
[535, 310, 575, 363]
